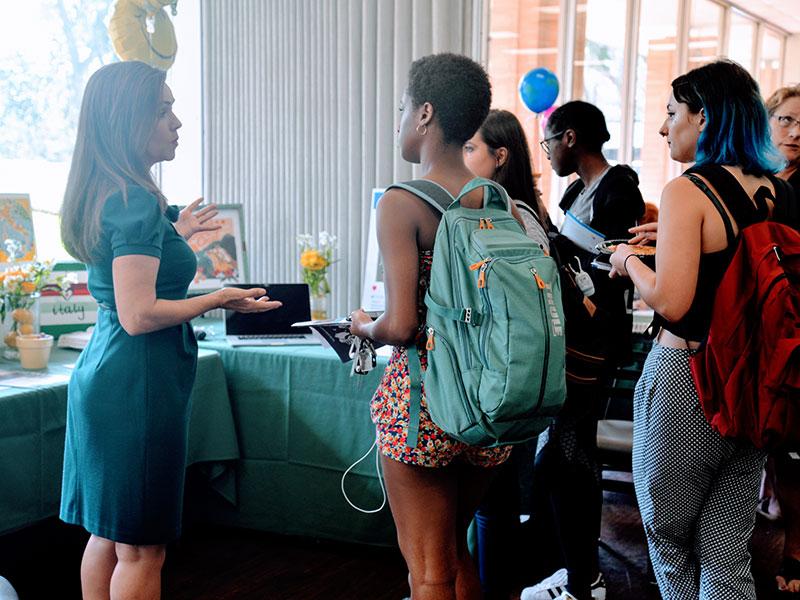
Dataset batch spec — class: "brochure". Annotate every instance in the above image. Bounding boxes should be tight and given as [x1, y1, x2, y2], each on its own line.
[292, 313, 383, 363]
[560, 210, 605, 253]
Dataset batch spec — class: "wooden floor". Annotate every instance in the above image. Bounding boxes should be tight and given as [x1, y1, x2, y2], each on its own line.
[0, 487, 786, 599]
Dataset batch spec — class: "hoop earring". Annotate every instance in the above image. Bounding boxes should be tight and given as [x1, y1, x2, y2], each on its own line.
[416, 124, 428, 136]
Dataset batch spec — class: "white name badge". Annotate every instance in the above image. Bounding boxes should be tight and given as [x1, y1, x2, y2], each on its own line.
[560, 210, 605, 253]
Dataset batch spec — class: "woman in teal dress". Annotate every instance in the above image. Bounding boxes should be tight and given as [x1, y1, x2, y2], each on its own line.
[59, 61, 280, 600]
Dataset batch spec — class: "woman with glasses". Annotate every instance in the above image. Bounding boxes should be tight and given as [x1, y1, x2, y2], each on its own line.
[522, 101, 643, 600]
[609, 60, 797, 599]
[762, 84, 800, 594]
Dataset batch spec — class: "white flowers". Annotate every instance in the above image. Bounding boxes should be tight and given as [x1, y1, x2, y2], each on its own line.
[296, 231, 337, 252]
[318, 231, 337, 250]
[296, 233, 315, 249]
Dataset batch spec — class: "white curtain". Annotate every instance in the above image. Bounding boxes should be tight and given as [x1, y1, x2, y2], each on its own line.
[201, 0, 484, 316]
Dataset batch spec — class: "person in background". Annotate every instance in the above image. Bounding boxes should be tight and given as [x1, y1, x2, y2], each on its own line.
[462, 108, 552, 600]
[763, 83, 800, 594]
[609, 60, 795, 599]
[464, 108, 552, 247]
[521, 101, 644, 600]
[349, 53, 513, 600]
[59, 61, 279, 600]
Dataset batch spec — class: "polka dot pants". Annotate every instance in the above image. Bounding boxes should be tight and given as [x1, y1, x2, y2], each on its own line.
[632, 343, 766, 600]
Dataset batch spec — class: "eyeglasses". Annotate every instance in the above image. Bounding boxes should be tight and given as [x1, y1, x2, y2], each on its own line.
[773, 114, 800, 130]
[540, 131, 565, 157]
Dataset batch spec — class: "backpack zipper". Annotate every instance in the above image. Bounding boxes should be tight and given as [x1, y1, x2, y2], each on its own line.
[427, 327, 472, 419]
[532, 266, 550, 412]
[477, 261, 494, 366]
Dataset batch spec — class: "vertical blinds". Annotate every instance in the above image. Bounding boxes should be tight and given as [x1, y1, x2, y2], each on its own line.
[201, 0, 483, 315]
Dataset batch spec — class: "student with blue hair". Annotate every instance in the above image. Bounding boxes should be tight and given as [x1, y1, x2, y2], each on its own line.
[610, 60, 798, 599]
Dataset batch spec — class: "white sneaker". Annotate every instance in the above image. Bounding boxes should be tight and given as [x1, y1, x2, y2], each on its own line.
[520, 568, 569, 600]
[590, 572, 607, 600]
[554, 593, 578, 600]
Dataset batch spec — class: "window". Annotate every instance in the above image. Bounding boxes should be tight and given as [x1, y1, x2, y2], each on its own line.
[688, 0, 724, 68]
[0, 0, 116, 262]
[727, 10, 756, 73]
[758, 28, 784, 99]
[487, 0, 561, 211]
[632, 0, 680, 205]
[572, 0, 628, 164]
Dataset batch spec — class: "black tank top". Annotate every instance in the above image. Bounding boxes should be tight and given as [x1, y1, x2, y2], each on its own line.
[652, 164, 796, 342]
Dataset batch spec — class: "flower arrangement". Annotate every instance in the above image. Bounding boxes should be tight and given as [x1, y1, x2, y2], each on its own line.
[0, 260, 65, 350]
[297, 231, 337, 298]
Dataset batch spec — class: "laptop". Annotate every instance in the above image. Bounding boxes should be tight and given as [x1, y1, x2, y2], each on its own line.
[224, 283, 320, 346]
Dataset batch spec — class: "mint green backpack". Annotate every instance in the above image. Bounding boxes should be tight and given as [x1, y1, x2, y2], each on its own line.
[387, 177, 567, 448]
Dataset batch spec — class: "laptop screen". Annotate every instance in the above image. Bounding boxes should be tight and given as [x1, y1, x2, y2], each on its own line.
[224, 284, 312, 335]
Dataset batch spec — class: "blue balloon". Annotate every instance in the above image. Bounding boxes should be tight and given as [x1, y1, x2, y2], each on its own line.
[519, 68, 559, 114]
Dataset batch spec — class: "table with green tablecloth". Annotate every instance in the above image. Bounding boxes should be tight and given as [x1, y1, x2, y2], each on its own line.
[0, 348, 238, 536]
[194, 340, 397, 546]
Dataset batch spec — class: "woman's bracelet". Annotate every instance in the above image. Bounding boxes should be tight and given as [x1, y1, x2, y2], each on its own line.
[623, 253, 639, 274]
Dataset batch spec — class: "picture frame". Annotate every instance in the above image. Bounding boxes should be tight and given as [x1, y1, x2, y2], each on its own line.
[360, 188, 386, 312]
[187, 203, 248, 292]
[0, 193, 36, 265]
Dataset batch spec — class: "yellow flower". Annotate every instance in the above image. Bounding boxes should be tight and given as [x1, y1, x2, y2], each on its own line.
[300, 250, 329, 271]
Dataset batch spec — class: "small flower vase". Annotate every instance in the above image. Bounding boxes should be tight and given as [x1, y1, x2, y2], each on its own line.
[310, 291, 330, 321]
[2, 295, 40, 361]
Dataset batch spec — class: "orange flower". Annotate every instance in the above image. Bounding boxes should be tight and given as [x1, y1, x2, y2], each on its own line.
[20, 281, 36, 294]
[300, 250, 329, 271]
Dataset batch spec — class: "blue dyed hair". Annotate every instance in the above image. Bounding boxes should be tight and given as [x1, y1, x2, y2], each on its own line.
[671, 60, 784, 175]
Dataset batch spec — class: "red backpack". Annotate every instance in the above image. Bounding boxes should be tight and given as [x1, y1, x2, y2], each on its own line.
[685, 167, 800, 450]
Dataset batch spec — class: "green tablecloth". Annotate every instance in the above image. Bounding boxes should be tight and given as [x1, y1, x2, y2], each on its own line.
[196, 340, 398, 546]
[0, 347, 238, 536]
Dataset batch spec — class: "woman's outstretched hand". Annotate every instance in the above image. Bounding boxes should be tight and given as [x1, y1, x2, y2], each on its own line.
[175, 198, 222, 240]
[216, 287, 282, 312]
[628, 222, 658, 245]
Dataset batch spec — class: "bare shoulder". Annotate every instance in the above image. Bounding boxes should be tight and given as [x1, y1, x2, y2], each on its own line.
[378, 187, 429, 214]
[660, 176, 706, 215]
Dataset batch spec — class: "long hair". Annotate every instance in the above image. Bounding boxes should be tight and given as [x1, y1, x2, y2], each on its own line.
[478, 109, 548, 223]
[671, 60, 784, 175]
[61, 61, 167, 263]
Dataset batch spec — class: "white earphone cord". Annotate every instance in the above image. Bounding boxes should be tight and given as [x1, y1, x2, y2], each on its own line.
[340, 434, 386, 514]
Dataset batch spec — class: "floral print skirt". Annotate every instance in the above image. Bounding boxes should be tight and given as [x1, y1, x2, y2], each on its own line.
[370, 345, 512, 468]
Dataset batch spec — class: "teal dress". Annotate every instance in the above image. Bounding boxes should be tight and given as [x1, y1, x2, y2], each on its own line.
[60, 185, 198, 545]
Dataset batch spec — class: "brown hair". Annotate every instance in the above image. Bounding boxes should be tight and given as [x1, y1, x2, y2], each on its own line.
[60, 61, 167, 263]
[765, 84, 800, 116]
[478, 109, 549, 224]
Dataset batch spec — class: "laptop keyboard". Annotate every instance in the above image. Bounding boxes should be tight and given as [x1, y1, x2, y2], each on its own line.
[236, 334, 308, 339]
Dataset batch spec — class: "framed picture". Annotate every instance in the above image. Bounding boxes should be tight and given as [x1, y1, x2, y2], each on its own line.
[0, 194, 36, 265]
[360, 188, 386, 312]
[187, 204, 248, 292]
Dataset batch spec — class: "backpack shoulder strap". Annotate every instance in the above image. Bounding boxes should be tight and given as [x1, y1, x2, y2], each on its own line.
[386, 179, 455, 214]
[686, 164, 767, 227]
[383, 179, 453, 451]
[456, 177, 511, 211]
[683, 171, 737, 247]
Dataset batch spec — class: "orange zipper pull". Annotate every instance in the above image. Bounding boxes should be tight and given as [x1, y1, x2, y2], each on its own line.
[469, 258, 489, 271]
[426, 328, 435, 351]
[486, 218, 494, 229]
[531, 267, 546, 289]
[477, 260, 491, 289]
[479, 218, 486, 229]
